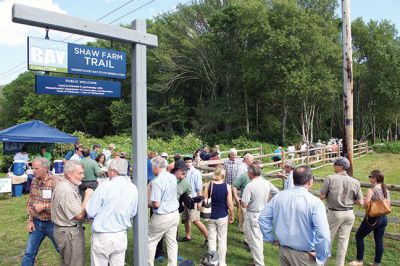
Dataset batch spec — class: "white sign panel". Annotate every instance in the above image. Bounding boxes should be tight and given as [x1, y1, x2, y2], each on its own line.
[0, 178, 12, 193]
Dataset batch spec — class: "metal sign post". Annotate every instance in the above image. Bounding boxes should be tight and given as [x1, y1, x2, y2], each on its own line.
[12, 4, 158, 266]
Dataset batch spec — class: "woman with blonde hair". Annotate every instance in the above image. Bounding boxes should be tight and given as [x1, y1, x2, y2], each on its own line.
[204, 166, 234, 266]
[349, 170, 391, 266]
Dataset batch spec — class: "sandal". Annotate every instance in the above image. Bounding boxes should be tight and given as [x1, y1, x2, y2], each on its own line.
[179, 236, 192, 242]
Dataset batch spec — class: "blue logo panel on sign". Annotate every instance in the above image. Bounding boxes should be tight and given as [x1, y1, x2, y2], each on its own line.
[35, 75, 121, 98]
[68, 43, 126, 79]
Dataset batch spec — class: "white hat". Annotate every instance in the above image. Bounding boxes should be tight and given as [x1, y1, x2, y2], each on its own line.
[161, 152, 168, 158]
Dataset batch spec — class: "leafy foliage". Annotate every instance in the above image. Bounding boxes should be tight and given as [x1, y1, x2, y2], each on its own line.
[372, 141, 400, 154]
[0, 0, 399, 145]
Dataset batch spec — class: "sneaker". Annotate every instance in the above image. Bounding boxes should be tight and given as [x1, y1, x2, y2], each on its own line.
[179, 236, 192, 242]
[349, 260, 363, 266]
[202, 239, 208, 247]
[369, 263, 381, 266]
[155, 256, 164, 263]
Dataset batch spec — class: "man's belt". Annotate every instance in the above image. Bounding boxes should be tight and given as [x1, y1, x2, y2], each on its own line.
[246, 210, 260, 213]
[55, 223, 81, 227]
[281, 245, 312, 253]
[328, 207, 353, 211]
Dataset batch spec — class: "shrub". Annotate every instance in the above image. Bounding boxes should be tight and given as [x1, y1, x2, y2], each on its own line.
[372, 141, 400, 153]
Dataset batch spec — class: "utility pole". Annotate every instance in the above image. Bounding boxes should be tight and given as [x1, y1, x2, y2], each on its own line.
[341, 0, 354, 175]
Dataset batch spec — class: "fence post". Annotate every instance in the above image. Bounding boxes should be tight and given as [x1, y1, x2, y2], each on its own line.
[322, 146, 326, 164]
[306, 145, 309, 166]
[260, 145, 263, 155]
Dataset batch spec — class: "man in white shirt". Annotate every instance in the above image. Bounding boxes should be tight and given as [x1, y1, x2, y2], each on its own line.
[70, 147, 83, 161]
[278, 160, 295, 190]
[181, 156, 208, 244]
[86, 158, 138, 265]
[241, 162, 279, 266]
[148, 156, 180, 266]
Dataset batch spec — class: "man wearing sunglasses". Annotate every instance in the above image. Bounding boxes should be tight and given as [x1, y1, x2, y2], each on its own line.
[320, 157, 363, 266]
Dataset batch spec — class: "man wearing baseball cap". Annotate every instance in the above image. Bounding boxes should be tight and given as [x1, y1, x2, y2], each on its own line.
[181, 155, 208, 245]
[320, 157, 363, 266]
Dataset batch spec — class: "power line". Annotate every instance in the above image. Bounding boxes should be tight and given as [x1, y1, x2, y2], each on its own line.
[98, 0, 135, 21]
[109, 0, 156, 24]
[0, 65, 27, 82]
[0, 62, 26, 78]
[63, 0, 136, 42]
[154, 0, 193, 18]
[74, 0, 158, 43]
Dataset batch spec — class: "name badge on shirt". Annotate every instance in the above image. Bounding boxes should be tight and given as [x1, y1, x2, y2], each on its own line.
[42, 189, 52, 199]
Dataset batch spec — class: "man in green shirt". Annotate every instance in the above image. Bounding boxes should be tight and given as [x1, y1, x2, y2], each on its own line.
[79, 148, 103, 193]
[174, 161, 192, 199]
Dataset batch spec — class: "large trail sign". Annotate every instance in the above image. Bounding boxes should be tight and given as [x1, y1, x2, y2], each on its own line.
[28, 37, 126, 79]
[14, 3, 158, 265]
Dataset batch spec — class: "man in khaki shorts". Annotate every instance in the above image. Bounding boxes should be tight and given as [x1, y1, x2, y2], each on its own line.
[180, 156, 208, 245]
[51, 160, 93, 266]
[320, 157, 363, 266]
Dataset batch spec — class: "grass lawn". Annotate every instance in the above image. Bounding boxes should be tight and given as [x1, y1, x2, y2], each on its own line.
[313, 152, 400, 185]
[0, 153, 399, 265]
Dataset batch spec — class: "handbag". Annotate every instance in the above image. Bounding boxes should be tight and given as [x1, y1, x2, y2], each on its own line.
[201, 182, 213, 221]
[179, 192, 195, 213]
[366, 187, 391, 218]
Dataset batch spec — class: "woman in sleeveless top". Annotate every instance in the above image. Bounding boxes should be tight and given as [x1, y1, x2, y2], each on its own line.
[204, 166, 234, 266]
[349, 170, 391, 266]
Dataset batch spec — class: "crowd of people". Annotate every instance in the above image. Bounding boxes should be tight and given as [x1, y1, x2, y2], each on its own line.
[20, 141, 391, 266]
[276, 138, 344, 163]
[21, 140, 137, 266]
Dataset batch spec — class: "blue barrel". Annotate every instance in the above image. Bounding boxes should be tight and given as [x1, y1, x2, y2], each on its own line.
[12, 184, 24, 197]
[13, 160, 25, 176]
[54, 160, 64, 174]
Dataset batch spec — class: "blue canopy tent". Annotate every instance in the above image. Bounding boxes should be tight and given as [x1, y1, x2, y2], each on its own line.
[0, 120, 77, 154]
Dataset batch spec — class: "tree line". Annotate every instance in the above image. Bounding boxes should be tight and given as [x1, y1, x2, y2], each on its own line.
[0, 0, 399, 145]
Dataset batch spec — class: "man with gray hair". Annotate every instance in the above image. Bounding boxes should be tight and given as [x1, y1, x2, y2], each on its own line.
[241, 162, 279, 266]
[223, 148, 241, 185]
[320, 157, 363, 266]
[51, 160, 93, 266]
[22, 157, 59, 266]
[148, 156, 179, 266]
[278, 160, 296, 190]
[86, 158, 138, 265]
[232, 153, 254, 233]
